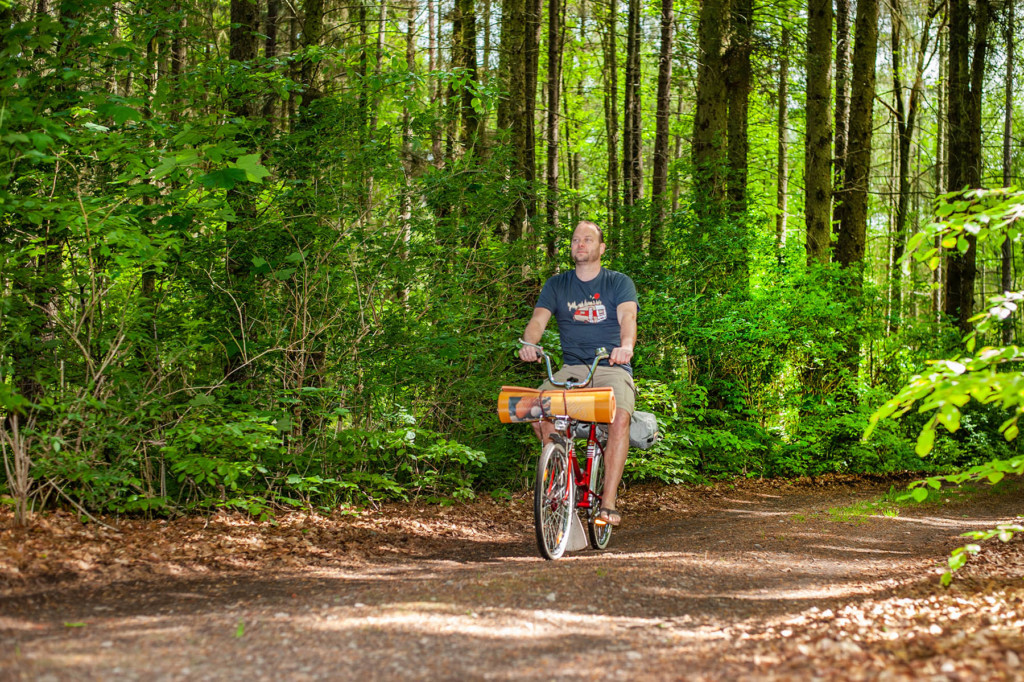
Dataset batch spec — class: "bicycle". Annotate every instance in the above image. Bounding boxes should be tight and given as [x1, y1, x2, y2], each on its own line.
[499, 340, 616, 560]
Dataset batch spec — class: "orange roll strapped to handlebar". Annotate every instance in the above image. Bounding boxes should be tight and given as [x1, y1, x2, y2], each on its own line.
[497, 386, 617, 424]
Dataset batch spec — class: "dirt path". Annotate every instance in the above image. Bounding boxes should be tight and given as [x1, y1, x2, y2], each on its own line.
[2, 477, 1023, 680]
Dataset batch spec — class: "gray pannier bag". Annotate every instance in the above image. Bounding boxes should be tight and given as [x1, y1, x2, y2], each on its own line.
[574, 411, 660, 450]
[628, 411, 660, 450]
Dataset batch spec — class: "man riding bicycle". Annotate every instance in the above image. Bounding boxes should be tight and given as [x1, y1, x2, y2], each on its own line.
[518, 220, 639, 527]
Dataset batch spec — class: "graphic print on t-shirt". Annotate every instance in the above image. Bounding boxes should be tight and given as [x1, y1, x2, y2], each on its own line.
[568, 295, 607, 323]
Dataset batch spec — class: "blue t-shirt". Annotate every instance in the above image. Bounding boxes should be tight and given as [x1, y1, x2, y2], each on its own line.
[536, 268, 639, 374]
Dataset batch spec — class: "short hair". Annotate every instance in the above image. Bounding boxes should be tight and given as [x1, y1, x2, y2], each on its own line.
[576, 220, 604, 243]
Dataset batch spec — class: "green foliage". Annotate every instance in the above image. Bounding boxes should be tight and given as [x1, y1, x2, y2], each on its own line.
[4, 2, 1020, 526]
[622, 380, 700, 484]
[870, 188, 1024, 582]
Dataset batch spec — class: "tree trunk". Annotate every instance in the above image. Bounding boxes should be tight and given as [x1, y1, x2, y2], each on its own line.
[429, 0, 441, 163]
[1002, 0, 1015, 344]
[804, 0, 832, 264]
[602, 0, 620, 244]
[726, 0, 751, 216]
[498, 0, 540, 239]
[300, 0, 325, 109]
[933, 28, 945, 319]
[833, 0, 879, 284]
[890, 0, 939, 330]
[545, 0, 563, 259]
[262, 0, 279, 119]
[945, 0, 991, 331]
[401, 0, 416, 271]
[725, 0, 751, 282]
[623, 0, 643, 209]
[671, 77, 684, 213]
[649, 0, 674, 259]
[693, 0, 729, 220]
[483, 0, 492, 82]
[525, 0, 541, 229]
[224, 0, 261, 383]
[833, 0, 851, 202]
[775, 22, 790, 253]
[369, 0, 389, 133]
[459, 0, 481, 152]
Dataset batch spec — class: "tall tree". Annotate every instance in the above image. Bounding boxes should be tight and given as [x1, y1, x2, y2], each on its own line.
[775, 22, 791, 253]
[224, 0, 262, 382]
[428, 0, 441, 162]
[726, 0, 752, 216]
[693, 0, 730, 219]
[649, 0, 675, 258]
[1002, 0, 1015, 343]
[623, 0, 643, 210]
[498, 0, 540, 239]
[299, 0, 325, 109]
[262, 0, 279, 118]
[545, 0, 563, 259]
[889, 0, 940, 327]
[458, 0, 481, 151]
[804, 0, 832, 263]
[833, 0, 880, 283]
[945, 0, 991, 330]
[602, 0, 621, 241]
[933, 29, 946, 318]
[833, 0, 851, 203]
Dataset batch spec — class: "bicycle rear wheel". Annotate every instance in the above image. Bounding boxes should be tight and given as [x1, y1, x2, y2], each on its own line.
[534, 439, 575, 560]
[587, 443, 613, 550]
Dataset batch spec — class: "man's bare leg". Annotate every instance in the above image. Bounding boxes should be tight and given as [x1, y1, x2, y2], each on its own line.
[532, 420, 555, 444]
[600, 408, 630, 518]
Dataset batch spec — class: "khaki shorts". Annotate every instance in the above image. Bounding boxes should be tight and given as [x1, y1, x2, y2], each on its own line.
[540, 364, 637, 415]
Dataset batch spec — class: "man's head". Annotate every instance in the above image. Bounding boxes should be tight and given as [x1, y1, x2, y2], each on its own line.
[571, 220, 605, 266]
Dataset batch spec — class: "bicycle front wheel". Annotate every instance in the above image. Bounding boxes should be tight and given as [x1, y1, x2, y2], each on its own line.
[534, 439, 576, 560]
[587, 444, 613, 550]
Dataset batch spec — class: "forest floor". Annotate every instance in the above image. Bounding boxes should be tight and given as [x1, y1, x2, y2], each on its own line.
[1, 474, 1023, 681]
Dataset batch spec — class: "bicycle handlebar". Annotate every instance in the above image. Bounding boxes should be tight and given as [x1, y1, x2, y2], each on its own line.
[519, 339, 609, 390]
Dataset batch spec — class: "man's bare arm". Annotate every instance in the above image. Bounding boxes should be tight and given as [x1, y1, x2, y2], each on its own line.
[519, 307, 552, 362]
[610, 301, 637, 366]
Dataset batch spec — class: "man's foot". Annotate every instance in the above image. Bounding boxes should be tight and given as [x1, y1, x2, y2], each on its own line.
[594, 508, 621, 527]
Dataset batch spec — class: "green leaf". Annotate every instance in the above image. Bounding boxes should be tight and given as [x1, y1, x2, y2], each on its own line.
[233, 153, 270, 183]
[235, 620, 245, 638]
[915, 428, 935, 456]
[948, 552, 967, 571]
[111, 105, 140, 125]
[64, 622, 87, 628]
[199, 167, 248, 189]
[188, 394, 216, 407]
[272, 268, 296, 280]
[911, 487, 929, 503]
[987, 471, 1004, 485]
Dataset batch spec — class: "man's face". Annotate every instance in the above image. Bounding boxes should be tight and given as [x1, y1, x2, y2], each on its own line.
[571, 225, 605, 265]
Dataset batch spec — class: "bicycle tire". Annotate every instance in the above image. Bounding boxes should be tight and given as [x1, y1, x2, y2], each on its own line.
[587, 443, 613, 550]
[534, 439, 575, 560]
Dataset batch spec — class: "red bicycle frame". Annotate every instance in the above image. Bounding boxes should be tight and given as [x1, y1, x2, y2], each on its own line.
[557, 421, 605, 513]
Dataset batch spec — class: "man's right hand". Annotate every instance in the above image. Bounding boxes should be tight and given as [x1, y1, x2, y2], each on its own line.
[519, 345, 543, 363]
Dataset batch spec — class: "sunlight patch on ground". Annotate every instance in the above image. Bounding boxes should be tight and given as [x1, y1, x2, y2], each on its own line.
[809, 545, 913, 555]
[647, 582, 885, 602]
[720, 509, 793, 517]
[882, 515, 1014, 528]
[307, 601, 667, 640]
[0, 617, 48, 631]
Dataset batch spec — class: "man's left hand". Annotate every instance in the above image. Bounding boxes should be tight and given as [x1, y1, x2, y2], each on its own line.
[608, 346, 633, 366]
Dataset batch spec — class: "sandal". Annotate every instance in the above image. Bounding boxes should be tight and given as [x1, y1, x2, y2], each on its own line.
[594, 508, 622, 527]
